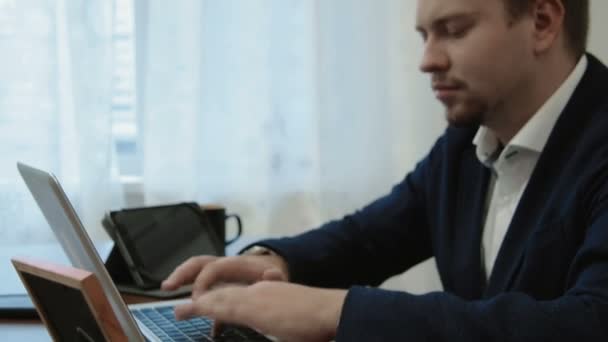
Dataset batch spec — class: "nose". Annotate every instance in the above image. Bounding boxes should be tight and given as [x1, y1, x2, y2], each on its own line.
[419, 39, 450, 74]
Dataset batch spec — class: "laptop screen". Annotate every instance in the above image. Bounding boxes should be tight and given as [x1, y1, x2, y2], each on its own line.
[17, 162, 143, 341]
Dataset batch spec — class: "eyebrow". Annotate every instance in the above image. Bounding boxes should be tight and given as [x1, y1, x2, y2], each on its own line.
[416, 11, 480, 34]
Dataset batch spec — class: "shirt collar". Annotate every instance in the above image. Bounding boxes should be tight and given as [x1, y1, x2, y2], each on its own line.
[474, 55, 588, 166]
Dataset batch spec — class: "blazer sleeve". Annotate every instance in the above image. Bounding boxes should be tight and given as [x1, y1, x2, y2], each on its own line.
[335, 179, 608, 342]
[256, 136, 446, 289]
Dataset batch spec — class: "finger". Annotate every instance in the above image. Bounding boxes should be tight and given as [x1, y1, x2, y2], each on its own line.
[162, 255, 218, 290]
[261, 268, 287, 282]
[174, 301, 197, 321]
[191, 257, 267, 296]
[196, 285, 273, 338]
[185, 286, 249, 324]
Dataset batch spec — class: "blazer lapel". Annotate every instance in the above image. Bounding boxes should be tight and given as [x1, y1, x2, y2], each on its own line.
[448, 143, 490, 299]
[484, 54, 607, 296]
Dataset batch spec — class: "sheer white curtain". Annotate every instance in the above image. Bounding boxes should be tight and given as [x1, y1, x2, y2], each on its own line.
[0, 0, 120, 246]
[137, 0, 445, 240]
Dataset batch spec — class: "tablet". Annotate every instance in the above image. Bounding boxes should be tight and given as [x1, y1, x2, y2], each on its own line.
[104, 202, 224, 288]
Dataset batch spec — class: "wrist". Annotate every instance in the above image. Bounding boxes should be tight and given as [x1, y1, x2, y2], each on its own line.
[242, 245, 290, 281]
[321, 289, 348, 340]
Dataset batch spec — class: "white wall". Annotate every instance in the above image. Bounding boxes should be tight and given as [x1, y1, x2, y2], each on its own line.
[382, 0, 608, 293]
[589, 0, 608, 62]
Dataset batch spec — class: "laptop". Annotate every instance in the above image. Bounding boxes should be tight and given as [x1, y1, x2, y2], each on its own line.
[17, 162, 272, 341]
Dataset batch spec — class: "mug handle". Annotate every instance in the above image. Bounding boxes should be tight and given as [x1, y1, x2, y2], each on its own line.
[224, 214, 243, 245]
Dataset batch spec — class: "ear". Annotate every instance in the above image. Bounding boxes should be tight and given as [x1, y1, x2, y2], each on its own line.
[531, 0, 566, 54]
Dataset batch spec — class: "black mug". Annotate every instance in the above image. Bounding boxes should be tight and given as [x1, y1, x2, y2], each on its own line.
[200, 205, 242, 246]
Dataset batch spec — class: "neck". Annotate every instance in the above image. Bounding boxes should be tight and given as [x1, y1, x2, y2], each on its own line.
[485, 52, 580, 144]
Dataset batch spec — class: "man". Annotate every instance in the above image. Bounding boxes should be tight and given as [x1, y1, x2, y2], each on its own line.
[163, 0, 608, 340]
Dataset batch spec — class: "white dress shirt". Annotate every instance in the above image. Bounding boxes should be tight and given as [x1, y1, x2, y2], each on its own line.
[475, 56, 588, 279]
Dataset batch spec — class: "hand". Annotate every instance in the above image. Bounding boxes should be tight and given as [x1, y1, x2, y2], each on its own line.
[174, 281, 347, 342]
[161, 254, 289, 297]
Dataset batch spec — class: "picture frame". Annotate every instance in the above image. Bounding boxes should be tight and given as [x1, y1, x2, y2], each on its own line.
[11, 257, 127, 341]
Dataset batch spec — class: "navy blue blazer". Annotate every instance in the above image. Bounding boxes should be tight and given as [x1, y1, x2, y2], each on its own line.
[259, 54, 608, 341]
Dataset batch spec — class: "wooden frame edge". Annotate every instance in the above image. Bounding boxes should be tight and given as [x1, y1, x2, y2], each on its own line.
[11, 257, 128, 341]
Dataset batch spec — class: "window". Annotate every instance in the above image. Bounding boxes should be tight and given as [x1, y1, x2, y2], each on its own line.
[112, 0, 143, 206]
[0, 0, 141, 246]
[112, 0, 140, 179]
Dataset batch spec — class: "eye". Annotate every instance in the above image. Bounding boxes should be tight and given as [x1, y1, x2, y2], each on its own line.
[444, 21, 472, 38]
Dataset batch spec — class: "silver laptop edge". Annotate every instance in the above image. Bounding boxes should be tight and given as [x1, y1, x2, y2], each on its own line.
[16, 162, 179, 341]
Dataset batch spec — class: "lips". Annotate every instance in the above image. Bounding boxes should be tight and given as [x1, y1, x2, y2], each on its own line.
[431, 78, 462, 101]
[432, 85, 460, 101]
[433, 83, 459, 90]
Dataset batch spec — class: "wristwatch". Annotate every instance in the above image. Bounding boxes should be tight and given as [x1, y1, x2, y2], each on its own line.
[241, 245, 290, 281]
[241, 245, 274, 256]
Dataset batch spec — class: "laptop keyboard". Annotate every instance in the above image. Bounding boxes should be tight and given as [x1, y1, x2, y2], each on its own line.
[132, 306, 271, 342]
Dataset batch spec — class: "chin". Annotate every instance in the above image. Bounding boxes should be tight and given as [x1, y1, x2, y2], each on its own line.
[445, 103, 484, 127]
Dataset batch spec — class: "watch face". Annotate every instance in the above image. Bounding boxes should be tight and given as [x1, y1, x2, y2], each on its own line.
[243, 246, 272, 256]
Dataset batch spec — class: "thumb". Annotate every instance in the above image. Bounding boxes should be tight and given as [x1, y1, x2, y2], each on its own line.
[261, 267, 287, 282]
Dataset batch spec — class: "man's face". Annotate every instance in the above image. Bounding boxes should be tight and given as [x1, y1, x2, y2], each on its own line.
[416, 0, 536, 127]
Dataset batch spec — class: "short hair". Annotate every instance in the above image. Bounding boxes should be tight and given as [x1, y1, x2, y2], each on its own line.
[503, 0, 589, 58]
